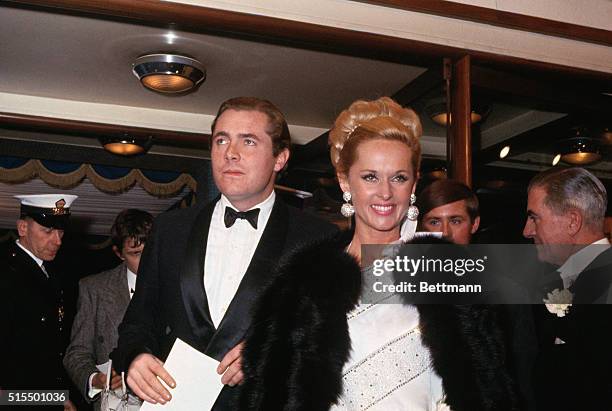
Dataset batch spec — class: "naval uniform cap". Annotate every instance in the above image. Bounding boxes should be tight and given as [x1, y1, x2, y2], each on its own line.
[15, 194, 78, 229]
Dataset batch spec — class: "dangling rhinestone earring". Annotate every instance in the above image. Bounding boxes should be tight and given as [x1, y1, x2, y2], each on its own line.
[341, 191, 355, 217]
[407, 193, 419, 221]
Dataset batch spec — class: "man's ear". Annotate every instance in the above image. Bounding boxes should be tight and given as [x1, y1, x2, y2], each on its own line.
[112, 245, 124, 260]
[567, 209, 583, 237]
[273, 148, 290, 172]
[471, 216, 481, 234]
[16, 219, 27, 237]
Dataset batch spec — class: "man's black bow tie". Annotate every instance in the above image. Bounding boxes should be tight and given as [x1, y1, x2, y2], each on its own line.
[224, 207, 260, 229]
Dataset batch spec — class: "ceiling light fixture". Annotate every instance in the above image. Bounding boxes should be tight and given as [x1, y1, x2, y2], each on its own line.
[100, 135, 153, 156]
[425, 98, 488, 126]
[552, 154, 561, 166]
[132, 54, 206, 93]
[499, 145, 510, 159]
[559, 136, 601, 165]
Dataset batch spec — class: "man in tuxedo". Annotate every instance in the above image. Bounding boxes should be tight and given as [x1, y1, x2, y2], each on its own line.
[0, 194, 78, 411]
[523, 167, 611, 411]
[111, 97, 336, 409]
[64, 209, 153, 410]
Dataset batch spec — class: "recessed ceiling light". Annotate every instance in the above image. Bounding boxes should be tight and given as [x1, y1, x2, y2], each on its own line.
[499, 145, 510, 159]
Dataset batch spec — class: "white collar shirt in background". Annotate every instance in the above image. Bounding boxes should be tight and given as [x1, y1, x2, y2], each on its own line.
[558, 238, 610, 288]
[15, 239, 47, 277]
[127, 267, 137, 300]
[204, 192, 276, 328]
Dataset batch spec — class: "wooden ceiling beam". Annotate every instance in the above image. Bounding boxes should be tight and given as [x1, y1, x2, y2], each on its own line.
[472, 66, 612, 114]
[359, 0, 612, 47]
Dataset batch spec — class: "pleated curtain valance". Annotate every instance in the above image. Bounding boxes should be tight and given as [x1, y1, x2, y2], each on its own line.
[0, 156, 196, 197]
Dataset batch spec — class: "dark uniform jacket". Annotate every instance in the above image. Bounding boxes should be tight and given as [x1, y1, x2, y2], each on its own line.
[0, 242, 70, 390]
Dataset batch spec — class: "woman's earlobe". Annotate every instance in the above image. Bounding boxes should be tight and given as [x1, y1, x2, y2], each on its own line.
[337, 174, 350, 193]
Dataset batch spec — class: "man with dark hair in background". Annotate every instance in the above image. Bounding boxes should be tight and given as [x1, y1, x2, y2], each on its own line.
[1, 194, 79, 411]
[417, 178, 480, 244]
[111, 97, 336, 409]
[64, 209, 153, 411]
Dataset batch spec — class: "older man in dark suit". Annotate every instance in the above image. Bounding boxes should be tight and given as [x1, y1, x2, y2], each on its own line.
[63, 209, 153, 410]
[0, 194, 78, 411]
[111, 97, 336, 409]
[523, 167, 612, 411]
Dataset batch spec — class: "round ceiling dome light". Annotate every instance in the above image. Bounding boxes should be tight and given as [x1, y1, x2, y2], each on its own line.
[100, 135, 153, 156]
[425, 97, 489, 127]
[132, 54, 206, 93]
[559, 137, 601, 165]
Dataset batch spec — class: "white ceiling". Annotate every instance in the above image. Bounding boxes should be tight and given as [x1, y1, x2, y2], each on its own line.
[0, 5, 426, 143]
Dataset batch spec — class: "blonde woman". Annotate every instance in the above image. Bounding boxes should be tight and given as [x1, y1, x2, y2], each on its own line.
[238, 97, 518, 411]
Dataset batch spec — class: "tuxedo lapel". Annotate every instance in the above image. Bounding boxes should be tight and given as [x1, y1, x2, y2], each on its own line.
[205, 199, 289, 360]
[180, 200, 217, 341]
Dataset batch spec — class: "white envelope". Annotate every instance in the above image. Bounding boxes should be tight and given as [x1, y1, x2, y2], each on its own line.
[141, 338, 225, 411]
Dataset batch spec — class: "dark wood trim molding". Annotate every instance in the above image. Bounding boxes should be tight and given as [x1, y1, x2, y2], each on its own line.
[450, 55, 472, 186]
[6, 0, 611, 85]
[0, 112, 209, 148]
[471, 66, 612, 114]
[360, 0, 612, 47]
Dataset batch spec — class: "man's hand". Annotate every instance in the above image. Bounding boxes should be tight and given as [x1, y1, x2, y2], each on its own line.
[217, 342, 244, 386]
[92, 369, 122, 390]
[127, 353, 176, 404]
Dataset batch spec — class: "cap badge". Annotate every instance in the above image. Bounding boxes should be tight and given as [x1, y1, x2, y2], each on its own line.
[52, 198, 68, 215]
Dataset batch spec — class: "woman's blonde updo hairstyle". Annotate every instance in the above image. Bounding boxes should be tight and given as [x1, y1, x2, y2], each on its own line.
[329, 97, 422, 176]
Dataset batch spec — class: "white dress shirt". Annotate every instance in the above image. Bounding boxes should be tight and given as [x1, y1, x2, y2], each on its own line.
[15, 239, 47, 277]
[204, 192, 275, 328]
[558, 238, 611, 288]
[127, 268, 137, 300]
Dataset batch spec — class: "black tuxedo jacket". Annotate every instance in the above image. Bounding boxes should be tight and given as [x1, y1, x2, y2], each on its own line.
[111, 196, 336, 409]
[0, 242, 70, 391]
[532, 247, 612, 411]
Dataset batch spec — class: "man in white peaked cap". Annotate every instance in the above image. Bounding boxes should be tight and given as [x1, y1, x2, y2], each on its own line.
[0, 194, 78, 411]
